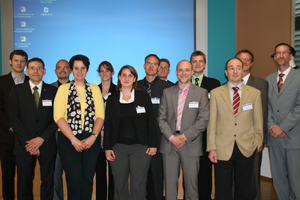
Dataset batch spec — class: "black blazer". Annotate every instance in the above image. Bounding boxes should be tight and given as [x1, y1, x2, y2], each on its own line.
[103, 90, 157, 150]
[98, 82, 117, 103]
[137, 76, 173, 147]
[9, 81, 57, 155]
[0, 72, 29, 143]
[200, 75, 221, 93]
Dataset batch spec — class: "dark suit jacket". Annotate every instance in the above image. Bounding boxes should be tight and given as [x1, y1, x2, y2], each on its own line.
[98, 82, 117, 103]
[246, 75, 268, 144]
[103, 90, 157, 150]
[200, 75, 221, 93]
[137, 76, 173, 148]
[0, 72, 29, 143]
[9, 81, 57, 156]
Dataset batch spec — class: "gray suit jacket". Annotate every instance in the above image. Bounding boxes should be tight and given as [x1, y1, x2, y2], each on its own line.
[247, 75, 268, 144]
[266, 68, 300, 148]
[157, 84, 209, 156]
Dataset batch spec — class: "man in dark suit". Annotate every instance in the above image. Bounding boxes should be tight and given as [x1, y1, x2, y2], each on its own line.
[157, 58, 174, 85]
[207, 58, 263, 200]
[9, 58, 57, 200]
[0, 49, 29, 200]
[235, 50, 268, 200]
[266, 43, 300, 200]
[51, 59, 70, 200]
[137, 54, 173, 200]
[158, 60, 209, 200]
[190, 50, 220, 200]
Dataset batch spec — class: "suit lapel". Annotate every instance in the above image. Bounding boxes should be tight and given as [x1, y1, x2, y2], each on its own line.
[279, 69, 295, 95]
[113, 92, 121, 117]
[6, 73, 15, 86]
[172, 86, 179, 116]
[220, 84, 234, 115]
[238, 84, 250, 115]
[246, 75, 255, 87]
[25, 81, 38, 111]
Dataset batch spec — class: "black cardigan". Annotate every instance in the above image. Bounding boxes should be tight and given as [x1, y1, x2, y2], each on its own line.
[103, 89, 157, 150]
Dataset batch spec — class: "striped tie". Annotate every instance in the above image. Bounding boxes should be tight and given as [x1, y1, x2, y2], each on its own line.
[176, 88, 187, 131]
[195, 78, 199, 87]
[277, 73, 284, 93]
[232, 87, 240, 117]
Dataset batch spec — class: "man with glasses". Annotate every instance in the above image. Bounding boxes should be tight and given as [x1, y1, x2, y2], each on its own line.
[51, 59, 71, 200]
[157, 58, 173, 84]
[0, 50, 29, 200]
[235, 50, 268, 200]
[9, 58, 57, 200]
[137, 54, 173, 200]
[266, 43, 300, 200]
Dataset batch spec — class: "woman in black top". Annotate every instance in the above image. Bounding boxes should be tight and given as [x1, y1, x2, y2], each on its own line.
[104, 65, 157, 200]
[96, 61, 116, 200]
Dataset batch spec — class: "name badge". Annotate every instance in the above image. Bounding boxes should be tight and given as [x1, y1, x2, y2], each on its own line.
[242, 103, 253, 111]
[189, 102, 198, 108]
[136, 106, 146, 114]
[42, 100, 52, 106]
[103, 92, 111, 100]
[151, 98, 160, 104]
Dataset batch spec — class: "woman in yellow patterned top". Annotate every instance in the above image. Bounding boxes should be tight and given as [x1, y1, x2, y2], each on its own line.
[54, 54, 104, 200]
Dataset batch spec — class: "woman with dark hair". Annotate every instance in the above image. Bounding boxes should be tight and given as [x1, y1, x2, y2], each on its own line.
[104, 65, 157, 200]
[95, 61, 116, 200]
[54, 54, 104, 200]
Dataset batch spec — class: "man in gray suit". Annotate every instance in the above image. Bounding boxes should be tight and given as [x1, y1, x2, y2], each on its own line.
[51, 59, 70, 200]
[235, 50, 268, 200]
[157, 60, 209, 200]
[266, 43, 300, 200]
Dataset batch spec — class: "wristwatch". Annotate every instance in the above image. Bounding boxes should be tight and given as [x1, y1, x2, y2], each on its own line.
[92, 133, 98, 138]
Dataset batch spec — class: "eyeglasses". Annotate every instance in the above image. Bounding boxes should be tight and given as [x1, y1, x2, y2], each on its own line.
[28, 66, 43, 71]
[275, 51, 290, 56]
[239, 58, 252, 62]
[145, 62, 159, 67]
[56, 66, 69, 70]
[159, 66, 169, 70]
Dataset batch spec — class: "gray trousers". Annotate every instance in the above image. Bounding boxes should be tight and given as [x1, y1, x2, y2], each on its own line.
[269, 145, 300, 200]
[162, 147, 200, 200]
[109, 143, 152, 200]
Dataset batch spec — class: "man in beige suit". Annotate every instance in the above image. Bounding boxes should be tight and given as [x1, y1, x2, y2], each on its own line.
[207, 58, 263, 200]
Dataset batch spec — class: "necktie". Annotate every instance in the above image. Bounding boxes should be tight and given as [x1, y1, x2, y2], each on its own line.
[147, 83, 151, 97]
[194, 78, 199, 87]
[33, 86, 39, 108]
[277, 73, 284, 93]
[176, 88, 187, 131]
[232, 87, 240, 117]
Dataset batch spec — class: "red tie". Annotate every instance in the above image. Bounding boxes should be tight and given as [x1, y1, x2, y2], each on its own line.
[232, 87, 240, 117]
[277, 73, 284, 93]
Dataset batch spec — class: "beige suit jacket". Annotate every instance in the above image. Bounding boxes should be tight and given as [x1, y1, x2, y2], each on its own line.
[207, 83, 263, 161]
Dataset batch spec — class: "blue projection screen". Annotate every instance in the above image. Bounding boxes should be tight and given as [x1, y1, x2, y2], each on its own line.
[13, 0, 194, 84]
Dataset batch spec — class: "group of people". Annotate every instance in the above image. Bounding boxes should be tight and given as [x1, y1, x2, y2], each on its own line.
[0, 42, 299, 200]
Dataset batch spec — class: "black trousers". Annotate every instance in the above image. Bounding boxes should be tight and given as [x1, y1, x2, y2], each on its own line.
[0, 143, 16, 200]
[15, 152, 56, 200]
[214, 142, 255, 200]
[58, 131, 100, 200]
[95, 147, 114, 200]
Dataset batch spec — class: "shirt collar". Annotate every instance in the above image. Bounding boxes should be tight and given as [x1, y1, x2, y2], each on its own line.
[11, 71, 25, 84]
[228, 81, 242, 91]
[242, 73, 250, 84]
[120, 89, 135, 103]
[277, 66, 292, 77]
[178, 82, 191, 91]
[144, 76, 158, 86]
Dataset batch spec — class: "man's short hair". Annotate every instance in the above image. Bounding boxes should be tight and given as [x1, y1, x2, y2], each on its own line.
[27, 58, 45, 68]
[275, 43, 292, 54]
[159, 58, 170, 68]
[235, 49, 254, 63]
[145, 54, 160, 63]
[190, 50, 206, 63]
[225, 58, 243, 70]
[10, 50, 28, 62]
[69, 54, 90, 71]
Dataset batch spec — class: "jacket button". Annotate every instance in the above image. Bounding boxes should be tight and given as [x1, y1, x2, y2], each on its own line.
[235, 123, 237, 126]
[277, 110, 279, 112]
[234, 134, 236, 137]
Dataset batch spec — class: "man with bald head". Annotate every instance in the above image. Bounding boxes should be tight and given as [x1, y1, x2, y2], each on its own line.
[207, 58, 263, 200]
[51, 59, 70, 200]
[158, 60, 209, 200]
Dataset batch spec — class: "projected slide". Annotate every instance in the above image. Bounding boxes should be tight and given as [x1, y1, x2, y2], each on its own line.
[14, 0, 194, 84]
